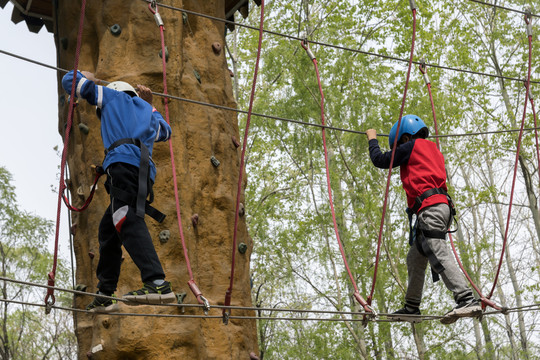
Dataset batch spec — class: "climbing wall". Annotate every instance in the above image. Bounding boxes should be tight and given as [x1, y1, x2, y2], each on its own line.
[56, 0, 258, 358]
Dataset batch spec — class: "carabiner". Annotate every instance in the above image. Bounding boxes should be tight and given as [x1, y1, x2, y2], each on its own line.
[301, 38, 316, 61]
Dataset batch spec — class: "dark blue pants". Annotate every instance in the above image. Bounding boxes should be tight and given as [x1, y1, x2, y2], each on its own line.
[96, 162, 165, 294]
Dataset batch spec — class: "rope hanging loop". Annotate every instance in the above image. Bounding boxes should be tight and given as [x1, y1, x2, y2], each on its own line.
[418, 57, 430, 85]
[301, 38, 316, 61]
[148, 1, 164, 28]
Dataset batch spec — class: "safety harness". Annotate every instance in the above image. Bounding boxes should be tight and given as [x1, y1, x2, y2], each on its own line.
[105, 138, 166, 223]
[407, 188, 456, 282]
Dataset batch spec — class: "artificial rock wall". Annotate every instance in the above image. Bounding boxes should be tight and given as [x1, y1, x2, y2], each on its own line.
[55, 1, 258, 358]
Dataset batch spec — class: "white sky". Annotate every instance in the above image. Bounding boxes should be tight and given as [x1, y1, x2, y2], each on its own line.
[0, 3, 70, 257]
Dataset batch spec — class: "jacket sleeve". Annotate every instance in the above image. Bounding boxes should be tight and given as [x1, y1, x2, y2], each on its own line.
[153, 108, 171, 142]
[368, 138, 414, 169]
[61, 70, 98, 105]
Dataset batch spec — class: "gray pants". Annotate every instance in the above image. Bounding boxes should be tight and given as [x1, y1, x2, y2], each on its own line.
[405, 203, 472, 308]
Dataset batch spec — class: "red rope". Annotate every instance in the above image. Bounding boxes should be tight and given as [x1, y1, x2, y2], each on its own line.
[61, 172, 103, 212]
[148, 2, 207, 307]
[223, 0, 265, 322]
[488, 16, 533, 300]
[419, 62, 499, 310]
[45, 0, 87, 310]
[367, 7, 417, 305]
[301, 40, 372, 313]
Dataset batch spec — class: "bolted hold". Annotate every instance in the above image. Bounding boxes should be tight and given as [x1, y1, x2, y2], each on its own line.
[212, 42, 222, 55]
[121, 256, 125, 263]
[88, 251, 95, 259]
[176, 292, 187, 304]
[110, 24, 122, 36]
[228, 69, 234, 77]
[70, 223, 78, 236]
[60, 37, 68, 50]
[75, 284, 87, 292]
[193, 70, 201, 83]
[231, 136, 240, 148]
[238, 242, 247, 254]
[101, 319, 110, 329]
[159, 230, 170, 244]
[79, 123, 89, 135]
[191, 214, 199, 227]
[159, 46, 169, 62]
[238, 203, 245, 217]
[210, 156, 220, 167]
[59, 94, 65, 107]
[77, 186, 85, 197]
[249, 353, 261, 360]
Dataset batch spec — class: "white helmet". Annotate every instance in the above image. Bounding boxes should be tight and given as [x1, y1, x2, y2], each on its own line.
[107, 81, 138, 97]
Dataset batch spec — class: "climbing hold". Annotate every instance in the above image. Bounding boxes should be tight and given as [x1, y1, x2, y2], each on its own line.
[78, 123, 89, 135]
[70, 223, 77, 235]
[159, 230, 170, 244]
[88, 251, 95, 259]
[238, 242, 247, 254]
[239, 203, 245, 217]
[110, 24, 122, 36]
[159, 46, 169, 62]
[60, 37, 68, 50]
[75, 284, 87, 292]
[232, 136, 240, 148]
[59, 94, 65, 107]
[67, 95, 79, 107]
[182, 12, 188, 24]
[212, 42, 222, 55]
[176, 292, 187, 304]
[101, 319, 110, 329]
[121, 256, 125, 263]
[191, 214, 199, 227]
[249, 353, 260, 360]
[77, 186, 85, 197]
[210, 156, 220, 167]
[193, 70, 201, 84]
[228, 69, 234, 77]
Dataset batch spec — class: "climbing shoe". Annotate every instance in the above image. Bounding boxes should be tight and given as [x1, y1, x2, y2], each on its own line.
[86, 292, 119, 313]
[123, 280, 176, 305]
[390, 306, 422, 323]
[440, 298, 482, 325]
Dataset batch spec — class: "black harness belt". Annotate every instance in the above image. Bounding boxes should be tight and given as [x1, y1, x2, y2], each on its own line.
[105, 138, 165, 223]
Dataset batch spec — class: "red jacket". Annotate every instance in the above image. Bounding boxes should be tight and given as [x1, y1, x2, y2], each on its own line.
[369, 138, 448, 212]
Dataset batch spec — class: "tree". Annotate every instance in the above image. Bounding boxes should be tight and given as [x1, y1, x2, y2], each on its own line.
[0, 166, 76, 359]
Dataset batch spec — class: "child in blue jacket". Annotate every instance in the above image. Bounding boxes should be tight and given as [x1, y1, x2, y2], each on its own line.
[62, 70, 175, 312]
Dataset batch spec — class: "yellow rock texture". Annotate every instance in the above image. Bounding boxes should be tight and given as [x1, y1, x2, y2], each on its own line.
[56, 1, 258, 358]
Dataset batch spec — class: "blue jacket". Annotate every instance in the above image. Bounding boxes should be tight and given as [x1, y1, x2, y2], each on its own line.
[62, 71, 171, 181]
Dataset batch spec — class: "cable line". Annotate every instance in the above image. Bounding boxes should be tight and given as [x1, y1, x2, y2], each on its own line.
[468, 0, 540, 18]
[138, 0, 539, 85]
[1, 47, 538, 140]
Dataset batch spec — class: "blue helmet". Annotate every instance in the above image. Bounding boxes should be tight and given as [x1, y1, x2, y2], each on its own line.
[388, 114, 429, 147]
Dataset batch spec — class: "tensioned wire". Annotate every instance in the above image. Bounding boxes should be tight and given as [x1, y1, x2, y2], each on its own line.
[0, 48, 537, 139]
[3, 276, 538, 322]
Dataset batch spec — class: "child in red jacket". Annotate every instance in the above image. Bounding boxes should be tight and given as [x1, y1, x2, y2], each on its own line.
[367, 115, 481, 324]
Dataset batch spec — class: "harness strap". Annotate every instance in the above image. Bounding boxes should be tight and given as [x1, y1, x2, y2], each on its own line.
[411, 187, 454, 214]
[105, 138, 151, 219]
[108, 184, 166, 223]
[416, 229, 445, 282]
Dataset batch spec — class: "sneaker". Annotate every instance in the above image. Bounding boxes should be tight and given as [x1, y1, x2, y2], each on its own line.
[390, 306, 422, 323]
[86, 292, 119, 313]
[122, 281, 176, 305]
[440, 298, 482, 325]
